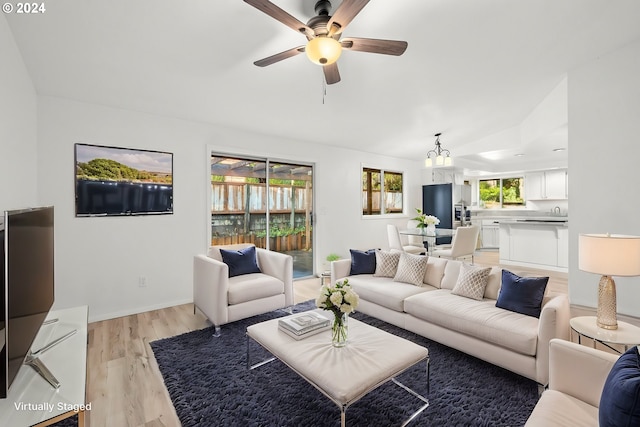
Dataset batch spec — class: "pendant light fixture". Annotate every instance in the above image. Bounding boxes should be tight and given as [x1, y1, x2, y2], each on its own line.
[425, 133, 452, 167]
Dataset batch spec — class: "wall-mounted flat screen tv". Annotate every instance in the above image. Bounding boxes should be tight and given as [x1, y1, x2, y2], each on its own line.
[75, 144, 173, 217]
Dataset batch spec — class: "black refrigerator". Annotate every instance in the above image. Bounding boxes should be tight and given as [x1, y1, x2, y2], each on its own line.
[422, 183, 455, 245]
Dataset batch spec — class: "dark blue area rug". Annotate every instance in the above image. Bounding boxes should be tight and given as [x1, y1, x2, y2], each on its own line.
[150, 301, 539, 426]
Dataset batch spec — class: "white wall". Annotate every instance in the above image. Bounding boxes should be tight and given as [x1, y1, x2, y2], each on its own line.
[568, 39, 640, 317]
[0, 15, 37, 212]
[37, 96, 422, 321]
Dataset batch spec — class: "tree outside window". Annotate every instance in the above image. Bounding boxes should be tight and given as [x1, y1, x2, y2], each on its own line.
[479, 177, 525, 209]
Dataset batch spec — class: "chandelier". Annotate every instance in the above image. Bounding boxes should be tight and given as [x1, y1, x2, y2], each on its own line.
[425, 133, 452, 167]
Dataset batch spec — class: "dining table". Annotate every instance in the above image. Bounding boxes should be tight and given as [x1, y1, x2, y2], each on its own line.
[398, 227, 456, 255]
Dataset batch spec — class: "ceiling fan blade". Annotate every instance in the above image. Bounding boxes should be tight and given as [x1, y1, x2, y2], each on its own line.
[244, 0, 314, 38]
[254, 46, 306, 67]
[327, 0, 370, 36]
[323, 63, 341, 85]
[341, 37, 408, 56]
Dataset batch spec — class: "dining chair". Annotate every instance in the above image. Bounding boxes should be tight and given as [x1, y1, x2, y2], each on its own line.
[431, 225, 480, 263]
[387, 224, 425, 255]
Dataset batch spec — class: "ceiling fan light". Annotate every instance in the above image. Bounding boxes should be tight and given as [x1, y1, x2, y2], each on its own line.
[306, 37, 342, 65]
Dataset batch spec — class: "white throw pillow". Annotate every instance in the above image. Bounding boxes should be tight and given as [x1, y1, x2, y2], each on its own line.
[374, 250, 401, 278]
[451, 263, 492, 300]
[394, 253, 429, 286]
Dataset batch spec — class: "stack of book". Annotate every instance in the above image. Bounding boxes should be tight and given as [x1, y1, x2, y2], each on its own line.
[278, 312, 331, 340]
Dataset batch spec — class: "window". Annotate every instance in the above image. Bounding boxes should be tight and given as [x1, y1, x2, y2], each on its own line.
[479, 177, 525, 209]
[362, 168, 403, 215]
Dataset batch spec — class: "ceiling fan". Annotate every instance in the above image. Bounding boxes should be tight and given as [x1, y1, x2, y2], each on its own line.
[244, 0, 408, 84]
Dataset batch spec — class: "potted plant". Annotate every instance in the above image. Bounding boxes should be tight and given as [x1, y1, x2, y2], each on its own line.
[323, 253, 341, 273]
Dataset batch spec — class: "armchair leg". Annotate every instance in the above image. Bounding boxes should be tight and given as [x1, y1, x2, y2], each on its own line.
[213, 325, 221, 338]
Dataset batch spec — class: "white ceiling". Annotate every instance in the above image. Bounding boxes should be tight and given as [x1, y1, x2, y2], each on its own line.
[6, 0, 640, 174]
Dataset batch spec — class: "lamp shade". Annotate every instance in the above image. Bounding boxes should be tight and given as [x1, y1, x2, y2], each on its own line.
[306, 37, 342, 65]
[579, 234, 640, 276]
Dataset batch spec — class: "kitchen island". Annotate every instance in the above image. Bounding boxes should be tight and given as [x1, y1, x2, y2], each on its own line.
[498, 219, 568, 272]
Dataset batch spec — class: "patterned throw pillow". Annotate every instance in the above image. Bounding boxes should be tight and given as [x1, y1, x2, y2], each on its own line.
[451, 263, 492, 300]
[394, 253, 429, 286]
[373, 250, 401, 278]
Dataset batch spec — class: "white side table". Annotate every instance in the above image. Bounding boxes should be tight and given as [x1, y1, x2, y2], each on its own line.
[570, 316, 640, 354]
[320, 271, 331, 287]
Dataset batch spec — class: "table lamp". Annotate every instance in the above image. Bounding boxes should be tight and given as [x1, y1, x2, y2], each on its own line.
[578, 233, 640, 330]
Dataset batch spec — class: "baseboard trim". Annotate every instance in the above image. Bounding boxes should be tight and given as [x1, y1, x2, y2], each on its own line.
[88, 298, 193, 323]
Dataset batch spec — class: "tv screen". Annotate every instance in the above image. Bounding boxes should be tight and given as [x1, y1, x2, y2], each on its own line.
[75, 143, 173, 216]
[1, 206, 55, 399]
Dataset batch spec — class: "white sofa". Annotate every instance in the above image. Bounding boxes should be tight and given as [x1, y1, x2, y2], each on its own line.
[332, 256, 570, 385]
[525, 339, 619, 426]
[193, 244, 294, 335]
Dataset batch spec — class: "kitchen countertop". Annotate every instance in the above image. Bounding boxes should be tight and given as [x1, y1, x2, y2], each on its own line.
[470, 216, 568, 225]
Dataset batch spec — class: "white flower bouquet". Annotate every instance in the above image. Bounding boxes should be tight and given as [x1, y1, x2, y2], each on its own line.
[316, 279, 359, 346]
[423, 215, 440, 226]
[316, 278, 359, 314]
[412, 208, 440, 227]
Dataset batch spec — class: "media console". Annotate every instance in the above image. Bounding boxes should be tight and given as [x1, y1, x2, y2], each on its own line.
[0, 306, 88, 427]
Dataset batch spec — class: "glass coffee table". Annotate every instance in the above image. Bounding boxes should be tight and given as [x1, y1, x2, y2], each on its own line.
[246, 310, 430, 427]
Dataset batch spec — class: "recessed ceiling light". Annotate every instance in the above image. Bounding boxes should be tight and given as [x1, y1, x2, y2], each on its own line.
[514, 153, 525, 157]
[552, 148, 566, 152]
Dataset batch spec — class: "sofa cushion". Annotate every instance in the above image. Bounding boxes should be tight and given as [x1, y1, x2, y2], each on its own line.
[220, 246, 261, 277]
[373, 250, 401, 278]
[346, 275, 435, 312]
[525, 389, 599, 427]
[423, 257, 447, 288]
[496, 270, 549, 318]
[440, 260, 462, 290]
[599, 346, 640, 427]
[349, 249, 376, 275]
[484, 267, 502, 300]
[451, 264, 492, 300]
[404, 290, 539, 355]
[228, 273, 284, 305]
[394, 253, 429, 286]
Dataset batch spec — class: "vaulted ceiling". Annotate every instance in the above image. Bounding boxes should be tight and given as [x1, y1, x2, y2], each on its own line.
[6, 0, 640, 173]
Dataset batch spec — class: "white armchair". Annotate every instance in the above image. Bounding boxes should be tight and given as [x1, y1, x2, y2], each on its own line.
[193, 243, 294, 336]
[526, 339, 619, 426]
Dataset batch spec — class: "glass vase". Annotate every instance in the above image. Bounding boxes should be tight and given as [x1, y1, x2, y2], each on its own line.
[332, 312, 348, 347]
[426, 224, 436, 236]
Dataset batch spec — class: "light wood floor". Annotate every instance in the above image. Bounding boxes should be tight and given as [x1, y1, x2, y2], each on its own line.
[85, 250, 570, 426]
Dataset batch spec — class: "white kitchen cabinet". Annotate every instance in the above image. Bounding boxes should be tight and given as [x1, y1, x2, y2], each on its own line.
[557, 227, 569, 268]
[480, 220, 500, 248]
[499, 222, 568, 272]
[431, 168, 455, 184]
[526, 170, 568, 200]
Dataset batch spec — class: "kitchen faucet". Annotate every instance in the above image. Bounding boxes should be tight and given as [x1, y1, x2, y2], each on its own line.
[553, 206, 561, 215]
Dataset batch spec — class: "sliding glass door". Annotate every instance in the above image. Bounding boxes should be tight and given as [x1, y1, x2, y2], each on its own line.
[210, 155, 314, 278]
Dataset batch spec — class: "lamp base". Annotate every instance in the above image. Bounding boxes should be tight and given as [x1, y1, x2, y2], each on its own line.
[596, 275, 618, 330]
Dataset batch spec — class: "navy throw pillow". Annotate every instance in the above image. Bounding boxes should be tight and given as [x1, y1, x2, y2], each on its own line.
[495, 269, 548, 318]
[219, 246, 261, 278]
[349, 249, 376, 275]
[600, 346, 640, 427]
